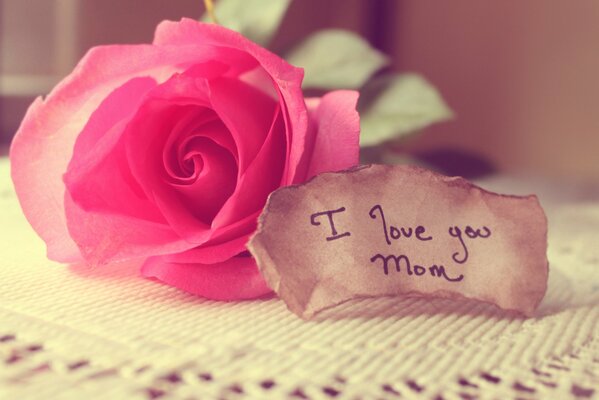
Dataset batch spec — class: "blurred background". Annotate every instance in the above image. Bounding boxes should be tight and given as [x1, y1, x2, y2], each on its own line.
[1, 0, 598, 180]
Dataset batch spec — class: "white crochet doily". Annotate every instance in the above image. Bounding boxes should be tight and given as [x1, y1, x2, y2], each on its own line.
[0, 157, 597, 399]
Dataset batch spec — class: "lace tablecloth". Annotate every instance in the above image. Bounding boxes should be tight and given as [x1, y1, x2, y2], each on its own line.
[0, 157, 598, 399]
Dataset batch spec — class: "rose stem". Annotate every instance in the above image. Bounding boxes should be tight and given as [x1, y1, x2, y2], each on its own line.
[203, 0, 219, 24]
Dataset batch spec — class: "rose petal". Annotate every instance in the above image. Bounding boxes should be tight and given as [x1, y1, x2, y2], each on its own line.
[62, 77, 203, 264]
[209, 210, 260, 244]
[65, 193, 195, 265]
[125, 76, 214, 241]
[173, 136, 238, 222]
[208, 76, 278, 173]
[303, 90, 360, 179]
[164, 113, 238, 183]
[238, 66, 279, 100]
[161, 234, 250, 264]
[153, 19, 308, 183]
[141, 255, 271, 300]
[10, 96, 82, 262]
[10, 42, 254, 262]
[162, 109, 218, 183]
[212, 106, 285, 228]
[128, 104, 214, 241]
[64, 77, 159, 220]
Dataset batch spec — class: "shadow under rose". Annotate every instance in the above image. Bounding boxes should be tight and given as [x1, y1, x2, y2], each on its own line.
[68, 259, 277, 304]
[68, 259, 144, 281]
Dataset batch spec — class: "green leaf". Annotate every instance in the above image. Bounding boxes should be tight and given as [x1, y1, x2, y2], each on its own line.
[285, 29, 389, 89]
[202, 0, 291, 46]
[359, 73, 453, 147]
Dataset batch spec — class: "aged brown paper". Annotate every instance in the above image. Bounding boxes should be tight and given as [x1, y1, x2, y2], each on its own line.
[248, 165, 548, 318]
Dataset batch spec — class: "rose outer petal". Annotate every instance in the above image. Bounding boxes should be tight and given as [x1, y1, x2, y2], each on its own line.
[9, 42, 246, 263]
[160, 234, 250, 264]
[303, 90, 361, 180]
[64, 77, 161, 222]
[141, 255, 271, 300]
[10, 96, 82, 262]
[212, 106, 285, 229]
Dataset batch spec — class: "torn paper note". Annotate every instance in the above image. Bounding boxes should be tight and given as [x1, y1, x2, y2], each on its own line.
[248, 164, 548, 318]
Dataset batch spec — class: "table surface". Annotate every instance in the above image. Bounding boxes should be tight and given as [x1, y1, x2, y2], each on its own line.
[0, 156, 598, 400]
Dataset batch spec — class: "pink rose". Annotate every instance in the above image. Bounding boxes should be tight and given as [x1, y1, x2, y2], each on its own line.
[10, 19, 359, 300]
